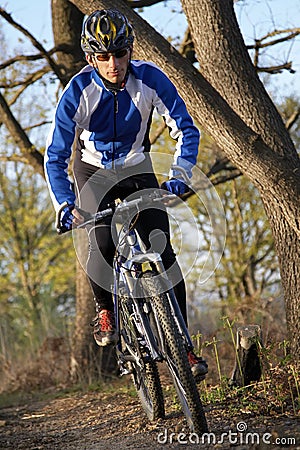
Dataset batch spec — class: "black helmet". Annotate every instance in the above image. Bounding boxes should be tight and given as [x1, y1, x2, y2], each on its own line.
[81, 9, 134, 54]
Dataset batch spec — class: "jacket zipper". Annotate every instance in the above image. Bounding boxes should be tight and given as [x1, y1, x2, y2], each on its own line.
[112, 91, 118, 170]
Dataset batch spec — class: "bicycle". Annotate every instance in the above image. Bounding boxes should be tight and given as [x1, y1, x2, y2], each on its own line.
[56, 169, 208, 434]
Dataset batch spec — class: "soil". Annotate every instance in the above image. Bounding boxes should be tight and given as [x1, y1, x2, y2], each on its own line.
[0, 375, 299, 450]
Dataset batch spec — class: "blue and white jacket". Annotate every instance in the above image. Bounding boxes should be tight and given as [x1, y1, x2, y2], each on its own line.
[45, 60, 200, 211]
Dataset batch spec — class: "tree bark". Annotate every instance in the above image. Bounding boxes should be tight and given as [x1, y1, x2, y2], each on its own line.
[51, 0, 85, 85]
[181, 0, 300, 363]
[70, 267, 96, 381]
[230, 325, 262, 387]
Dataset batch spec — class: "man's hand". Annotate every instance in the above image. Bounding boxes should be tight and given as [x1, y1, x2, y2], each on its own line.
[61, 205, 74, 231]
[72, 208, 85, 227]
[61, 205, 84, 231]
[161, 178, 190, 196]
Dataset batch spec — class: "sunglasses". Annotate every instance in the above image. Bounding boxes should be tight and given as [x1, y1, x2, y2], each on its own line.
[94, 48, 128, 62]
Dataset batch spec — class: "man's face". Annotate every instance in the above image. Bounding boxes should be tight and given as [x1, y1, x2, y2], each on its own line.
[87, 48, 130, 87]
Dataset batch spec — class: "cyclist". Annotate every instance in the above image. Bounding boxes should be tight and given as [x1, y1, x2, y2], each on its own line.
[45, 9, 208, 379]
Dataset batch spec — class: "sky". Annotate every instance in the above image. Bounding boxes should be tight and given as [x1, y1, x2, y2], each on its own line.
[3, 0, 300, 99]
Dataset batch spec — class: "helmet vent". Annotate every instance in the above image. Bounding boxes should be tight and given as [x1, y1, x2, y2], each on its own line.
[103, 35, 110, 47]
[100, 17, 110, 34]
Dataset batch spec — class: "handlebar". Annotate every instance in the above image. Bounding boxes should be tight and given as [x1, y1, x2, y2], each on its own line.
[56, 191, 178, 234]
[55, 164, 191, 234]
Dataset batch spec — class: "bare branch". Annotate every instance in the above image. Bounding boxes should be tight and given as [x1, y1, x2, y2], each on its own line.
[206, 156, 231, 177]
[257, 61, 295, 75]
[1, 68, 51, 111]
[209, 170, 241, 186]
[0, 154, 31, 165]
[247, 28, 300, 50]
[249, 28, 300, 72]
[126, 0, 166, 7]
[24, 120, 52, 132]
[0, 92, 44, 177]
[286, 108, 300, 131]
[0, 7, 65, 85]
[0, 67, 50, 90]
[0, 45, 72, 71]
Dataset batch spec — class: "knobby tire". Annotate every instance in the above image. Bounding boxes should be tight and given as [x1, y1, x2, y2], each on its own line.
[119, 295, 165, 421]
[133, 360, 165, 421]
[140, 272, 208, 434]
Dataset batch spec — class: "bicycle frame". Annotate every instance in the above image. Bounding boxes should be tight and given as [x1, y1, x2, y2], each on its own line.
[112, 211, 193, 376]
[55, 176, 208, 432]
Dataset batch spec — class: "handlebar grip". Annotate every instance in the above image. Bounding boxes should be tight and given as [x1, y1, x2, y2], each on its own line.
[94, 207, 114, 222]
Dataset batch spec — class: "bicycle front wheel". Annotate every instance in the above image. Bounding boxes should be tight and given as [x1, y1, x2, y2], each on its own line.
[140, 272, 208, 434]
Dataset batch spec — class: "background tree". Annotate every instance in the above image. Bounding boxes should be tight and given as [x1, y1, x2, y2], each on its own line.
[182, 0, 300, 361]
[0, 163, 76, 388]
[51, 0, 85, 83]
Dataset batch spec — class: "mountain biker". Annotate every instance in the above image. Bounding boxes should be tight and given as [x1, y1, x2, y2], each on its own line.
[44, 9, 208, 379]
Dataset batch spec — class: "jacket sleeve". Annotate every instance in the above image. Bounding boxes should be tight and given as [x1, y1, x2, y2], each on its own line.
[151, 65, 200, 178]
[44, 86, 78, 212]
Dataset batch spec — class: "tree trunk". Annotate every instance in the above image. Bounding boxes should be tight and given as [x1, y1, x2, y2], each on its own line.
[71, 231, 117, 382]
[181, 0, 300, 362]
[70, 0, 300, 363]
[70, 230, 95, 382]
[263, 197, 300, 359]
[51, 0, 85, 85]
[230, 325, 262, 387]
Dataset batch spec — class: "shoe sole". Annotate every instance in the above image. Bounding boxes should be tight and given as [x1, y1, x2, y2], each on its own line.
[194, 373, 207, 382]
[191, 366, 208, 382]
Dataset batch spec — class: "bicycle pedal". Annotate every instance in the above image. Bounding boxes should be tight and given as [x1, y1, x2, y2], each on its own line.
[119, 366, 132, 376]
[118, 360, 132, 376]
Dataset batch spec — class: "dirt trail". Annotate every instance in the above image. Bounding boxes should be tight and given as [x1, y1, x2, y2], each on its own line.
[0, 384, 299, 450]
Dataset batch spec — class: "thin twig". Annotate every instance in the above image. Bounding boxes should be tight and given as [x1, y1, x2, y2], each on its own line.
[0, 7, 65, 85]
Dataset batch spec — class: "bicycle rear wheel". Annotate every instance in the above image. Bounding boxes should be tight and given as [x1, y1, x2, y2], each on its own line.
[139, 272, 208, 434]
[132, 360, 165, 421]
[119, 295, 165, 421]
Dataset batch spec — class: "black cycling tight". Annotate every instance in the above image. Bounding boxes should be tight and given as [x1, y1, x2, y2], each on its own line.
[73, 151, 188, 325]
